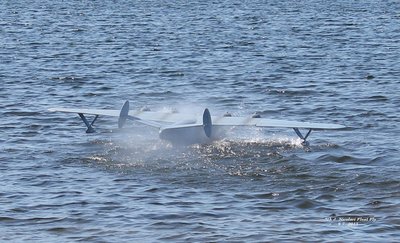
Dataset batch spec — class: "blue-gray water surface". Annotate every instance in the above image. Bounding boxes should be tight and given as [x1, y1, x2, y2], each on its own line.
[1, 0, 400, 242]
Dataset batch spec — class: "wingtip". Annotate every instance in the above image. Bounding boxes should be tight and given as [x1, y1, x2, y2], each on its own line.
[334, 124, 347, 130]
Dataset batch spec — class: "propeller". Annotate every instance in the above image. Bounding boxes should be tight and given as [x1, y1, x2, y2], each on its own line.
[118, 100, 130, 129]
[203, 108, 212, 138]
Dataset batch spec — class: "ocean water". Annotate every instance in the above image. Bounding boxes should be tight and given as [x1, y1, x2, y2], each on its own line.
[1, 0, 399, 241]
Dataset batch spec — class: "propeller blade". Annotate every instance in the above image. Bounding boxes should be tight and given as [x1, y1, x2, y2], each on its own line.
[203, 108, 212, 138]
[118, 100, 129, 129]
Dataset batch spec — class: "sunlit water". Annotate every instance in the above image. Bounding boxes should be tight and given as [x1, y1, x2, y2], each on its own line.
[1, 0, 400, 241]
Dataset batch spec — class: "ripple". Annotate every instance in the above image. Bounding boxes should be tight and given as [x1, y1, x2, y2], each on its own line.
[295, 198, 322, 209]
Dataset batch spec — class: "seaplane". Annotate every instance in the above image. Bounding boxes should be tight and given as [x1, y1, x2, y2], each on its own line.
[49, 101, 345, 145]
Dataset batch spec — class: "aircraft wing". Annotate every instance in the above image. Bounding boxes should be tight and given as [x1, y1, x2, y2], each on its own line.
[131, 113, 345, 131]
[49, 107, 121, 117]
[212, 116, 345, 130]
[49, 107, 189, 125]
[48, 106, 194, 130]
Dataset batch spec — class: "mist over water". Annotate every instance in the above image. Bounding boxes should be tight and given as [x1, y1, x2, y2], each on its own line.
[1, 0, 400, 241]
